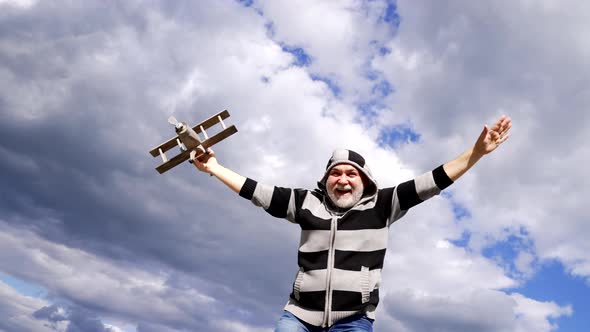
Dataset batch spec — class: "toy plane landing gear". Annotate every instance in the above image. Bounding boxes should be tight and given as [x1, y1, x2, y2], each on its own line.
[149, 110, 238, 174]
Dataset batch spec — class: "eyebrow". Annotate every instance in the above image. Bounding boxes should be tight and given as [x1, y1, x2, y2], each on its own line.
[330, 167, 358, 174]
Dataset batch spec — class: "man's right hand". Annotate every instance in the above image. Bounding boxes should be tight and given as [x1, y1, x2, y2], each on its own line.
[191, 147, 247, 194]
[192, 148, 218, 175]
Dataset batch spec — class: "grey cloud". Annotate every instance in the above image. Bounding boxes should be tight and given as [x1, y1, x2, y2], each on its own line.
[381, 1, 590, 279]
[1, 0, 582, 331]
[0, 0, 298, 329]
[0, 281, 54, 332]
[255, 0, 399, 103]
[33, 304, 115, 332]
[384, 1, 589, 146]
[65, 309, 114, 332]
[137, 321, 182, 332]
[33, 304, 68, 322]
[382, 289, 516, 332]
[1, 223, 288, 330]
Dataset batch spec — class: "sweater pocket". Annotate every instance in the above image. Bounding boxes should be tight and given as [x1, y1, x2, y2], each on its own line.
[293, 267, 305, 301]
[360, 266, 370, 304]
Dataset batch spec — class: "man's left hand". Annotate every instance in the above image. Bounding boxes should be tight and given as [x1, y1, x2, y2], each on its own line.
[475, 115, 512, 155]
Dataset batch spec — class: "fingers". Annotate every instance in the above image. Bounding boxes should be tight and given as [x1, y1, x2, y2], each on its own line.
[492, 114, 511, 130]
[497, 132, 510, 145]
[489, 129, 500, 142]
[497, 117, 512, 139]
[191, 156, 204, 172]
[499, 115, 511, 132]
[190, 148, 214, 160]
[191, 148, 216, 173]
[490, 115, 512, 140]
[502, 118, 512, 132]
[198, 148, 215, 162]
[490, 115, 505, 132]
[477, 124, 489, 142]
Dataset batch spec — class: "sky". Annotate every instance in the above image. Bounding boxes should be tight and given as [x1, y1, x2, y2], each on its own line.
[0, 0, 589, 331]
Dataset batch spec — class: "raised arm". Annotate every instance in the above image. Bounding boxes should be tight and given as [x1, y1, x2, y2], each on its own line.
[191, 148, 246, 193]
[443, 115, 512, 181]
[192, 148, 304, 223]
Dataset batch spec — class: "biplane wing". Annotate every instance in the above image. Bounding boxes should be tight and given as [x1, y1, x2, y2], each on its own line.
[149, 110, 238, 174]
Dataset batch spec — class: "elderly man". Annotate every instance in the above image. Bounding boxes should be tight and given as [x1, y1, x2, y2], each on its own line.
[193, 115, 512, 331]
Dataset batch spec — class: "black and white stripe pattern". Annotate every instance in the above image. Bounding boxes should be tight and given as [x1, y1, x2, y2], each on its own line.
[239, 164, 452, 327]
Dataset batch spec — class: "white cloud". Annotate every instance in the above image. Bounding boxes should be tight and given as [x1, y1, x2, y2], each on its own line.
[371, 198, 570, 331]
[383, 200, 517, 295]
[255, 0, 397, 101]
[0, 0, 37, 9]
[0, 0, 588, 331]
[512, 293, 573, 332]
[211, 320, 274, 332]
[373, 0, 590, 282]
[379, 288, 572, 332]
[0, 222, 217, 329]
[380, 288, 517, 332]
[0, 280, 62, 332]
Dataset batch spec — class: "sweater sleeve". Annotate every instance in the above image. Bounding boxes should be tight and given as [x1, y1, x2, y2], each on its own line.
[239, 177, 303, 223]
[388, 165, 453, 226]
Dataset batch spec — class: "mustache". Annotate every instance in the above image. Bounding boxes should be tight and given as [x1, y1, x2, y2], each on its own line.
[334, 185, 353, 191]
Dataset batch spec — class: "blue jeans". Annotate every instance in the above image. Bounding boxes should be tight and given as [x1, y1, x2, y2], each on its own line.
[274, 310, 373, 332]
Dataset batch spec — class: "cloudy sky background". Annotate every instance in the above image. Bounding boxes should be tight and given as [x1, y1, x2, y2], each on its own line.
[0, 0, 589, 331]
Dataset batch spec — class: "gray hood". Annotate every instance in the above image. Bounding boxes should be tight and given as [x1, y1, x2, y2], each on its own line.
[317, 148, 378, 198]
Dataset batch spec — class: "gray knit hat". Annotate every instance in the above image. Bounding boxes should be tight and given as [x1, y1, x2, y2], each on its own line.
[318, 148, 377, 196]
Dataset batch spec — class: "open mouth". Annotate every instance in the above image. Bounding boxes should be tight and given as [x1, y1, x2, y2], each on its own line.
[335, 188, 352, 195]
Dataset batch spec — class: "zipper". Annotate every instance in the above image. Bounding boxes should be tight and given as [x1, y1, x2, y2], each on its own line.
[323, 216, 338, 327]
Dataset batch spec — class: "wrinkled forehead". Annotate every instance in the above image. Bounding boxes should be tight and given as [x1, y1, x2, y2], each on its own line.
[328, 163, 360, 174]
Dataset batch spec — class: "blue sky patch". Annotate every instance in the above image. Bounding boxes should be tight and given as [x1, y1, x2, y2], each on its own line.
[440, 191, 472, 221]
[365, 68, 380, 81]
[282, 45, 312, 67]
[310, 74, 341, 97]
[364, 41, 390, 80]
[0, 273, 47, 298]
[481, 229, 535, 279]
[236, 0, 254, 7]
[357, 99, 383, 121]
[449, 230, 471, 248]
[372, 79, 393, 98]
[483, 234, 522, 262]
[441, 191, 472, 247]
[516, 261, 587, 332]
[382, 1, 401, 28]
[377, 123, 421, 149]
[264, 21, 275, 38]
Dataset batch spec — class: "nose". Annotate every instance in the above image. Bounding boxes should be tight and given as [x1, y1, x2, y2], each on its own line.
[337, 174, 349, 184]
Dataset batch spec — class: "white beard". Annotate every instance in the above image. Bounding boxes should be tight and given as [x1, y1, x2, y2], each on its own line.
[327, 183, 364, 209]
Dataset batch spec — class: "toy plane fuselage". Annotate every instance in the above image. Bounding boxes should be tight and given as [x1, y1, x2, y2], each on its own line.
[149, 110, 238, 174]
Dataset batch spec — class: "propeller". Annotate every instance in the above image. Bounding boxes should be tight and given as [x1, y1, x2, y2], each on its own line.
[168, 115, 178, 126]
[167, 116, 183, 130]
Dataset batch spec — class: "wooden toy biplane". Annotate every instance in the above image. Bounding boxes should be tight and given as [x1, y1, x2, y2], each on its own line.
[149, 110, 238, 174]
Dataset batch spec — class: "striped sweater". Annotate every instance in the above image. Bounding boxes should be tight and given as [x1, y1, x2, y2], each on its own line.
[238, 164, 453, 327]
